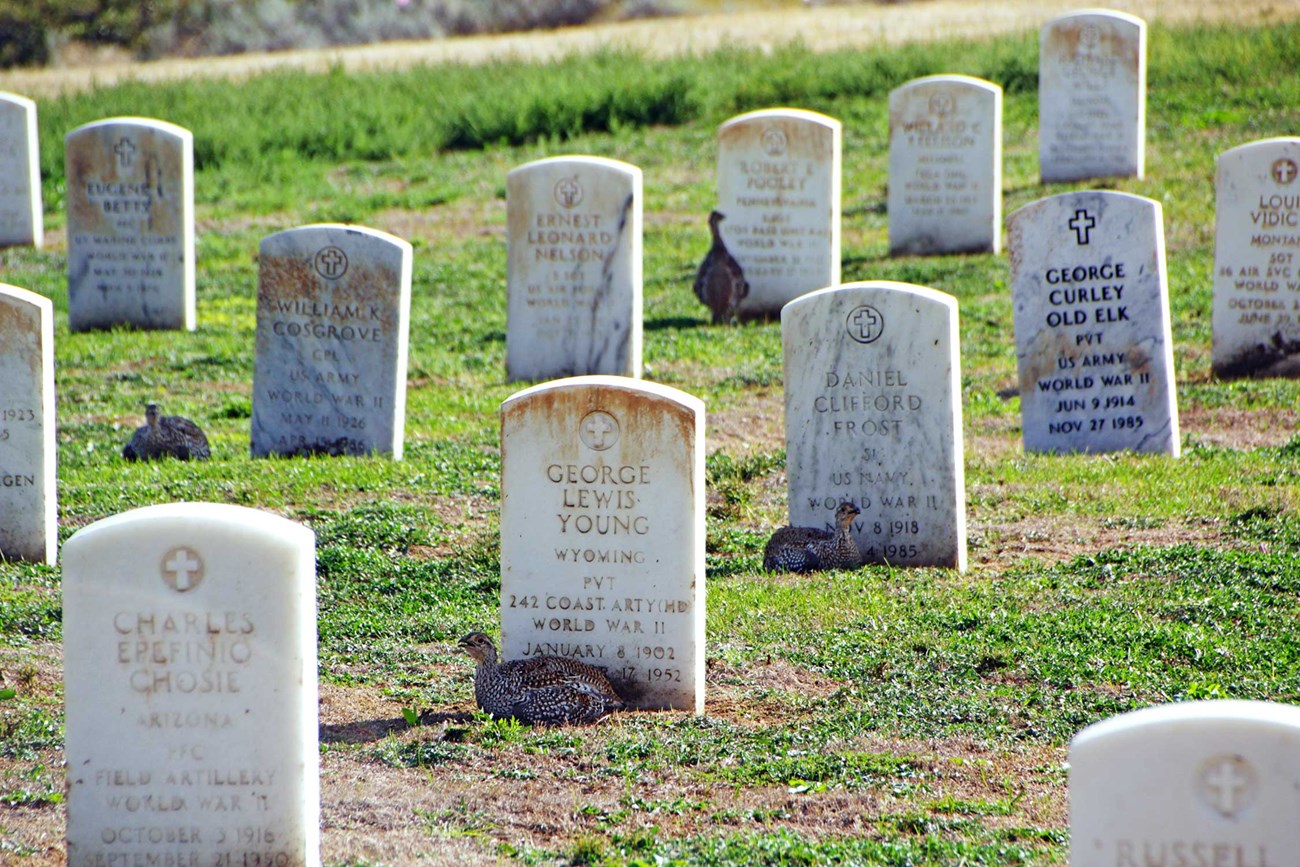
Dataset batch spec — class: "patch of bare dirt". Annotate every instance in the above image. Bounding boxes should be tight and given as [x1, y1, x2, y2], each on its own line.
[1181, 403, 1300, 451]
[311, 722, 1068, 865]
[706, 388, 785, 457]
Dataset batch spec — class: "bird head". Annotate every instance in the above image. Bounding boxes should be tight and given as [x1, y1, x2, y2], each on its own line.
[145, 403, 160, 426]
[708, 210, 726, 227]
[457, 632, 498, 664]
[835, 501, 861, 527]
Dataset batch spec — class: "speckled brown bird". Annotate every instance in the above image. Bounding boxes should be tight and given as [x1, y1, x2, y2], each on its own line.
[122, 403, 211, 462]
[763, 501, 864, 573]
[693, 210, 749, 324]
[457, 632, 624, 725]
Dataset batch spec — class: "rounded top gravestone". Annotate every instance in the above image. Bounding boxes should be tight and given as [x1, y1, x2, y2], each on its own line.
[499, 375, 706, 713]
[251, 222, 413, 459]
[716, 108, 842, 318]
[780, 281, 967, 570]
[1008, 189, 1179, 456]
[506, 156, 643, 383]
[887, 74, 1002, 256]
[0, 92, 42, 249]
[1039, 9, 1147, 183]
[64, 116, 196, 332]
[62, 502, 320, 867]
[1070, 700, 1300, 866]
[0, 282, 55, 564]
[1211, 136, 1300, 378]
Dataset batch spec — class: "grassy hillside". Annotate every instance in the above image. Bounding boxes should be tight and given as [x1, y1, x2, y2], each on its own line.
[3, 17, 1300, 866]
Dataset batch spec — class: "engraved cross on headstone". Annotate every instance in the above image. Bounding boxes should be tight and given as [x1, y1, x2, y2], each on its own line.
[1069, 209, 1097, 245]
[556, 178, 581, 208]
[1203, 758, 1249, 818]
[1273, 159, 1298, 185]
[114, 138, 136, 172]
[164, 547, 202, 592]
[318, 249, 345, 278]
[583, 414, 615, 449]
[849, 306, 882, 343]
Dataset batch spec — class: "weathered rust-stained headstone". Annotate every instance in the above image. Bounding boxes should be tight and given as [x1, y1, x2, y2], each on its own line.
[1039, 10, 1146, 183]
[1211, 137, 1300, 378]
[1009, 191, 1179, 456]
[506, 156, 642, 382]
[781, 282, 966, 570]
[716, 108, 841, 317]
[0, 93, 42, 248]
[65, 117, 195, 331]
[251, 224, 412, 459]
[63, 503, 320, 867]
[1071, 700, 1300, 866]
[0, 283, 55, 564]
[888, 74, 1002, 256]
[500, 375, 705, 712]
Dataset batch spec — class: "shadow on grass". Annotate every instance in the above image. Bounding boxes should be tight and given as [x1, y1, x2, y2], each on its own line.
[321, 711, 475, 744]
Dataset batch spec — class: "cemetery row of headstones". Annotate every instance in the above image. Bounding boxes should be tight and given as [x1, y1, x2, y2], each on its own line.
[60, 496, 1300, 865]
[23, 10, 1299, 864]
[2, 11, 1291, 381]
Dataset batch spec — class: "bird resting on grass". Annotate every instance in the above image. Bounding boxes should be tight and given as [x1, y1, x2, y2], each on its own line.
[457, 632, 625, 725]
[763, 501, 864, 573]
[693, 210, 749, 324]
[122, 403, 211, 461]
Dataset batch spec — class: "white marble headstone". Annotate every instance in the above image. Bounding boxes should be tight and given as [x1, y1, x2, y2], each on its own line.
[888, 75, 1002, 255]
[65, 117, 195, 331]
[0, 284, 55, 564]
[62, 503, 320, 867]
[1211, 137, 1300, 378]
[1070, 700, 1300, 866]
[781, 282, 966, 570]
[1039, 9, 1146, 183]
[716, 108, 841, 317]
[506, 156, 642, 382]
[0, 93, 42, 248]
[1009, 191, 1179, 456]
[500, 375, 705, 712]
[251, 224, 412, 459]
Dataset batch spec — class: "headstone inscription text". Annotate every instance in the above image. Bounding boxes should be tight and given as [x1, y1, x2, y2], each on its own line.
[506, 156, 642, 382]
[0, 93, 42, 248]
[1211, 137, 1300, 378]
[716, 108, 841, 317]
[251, 224, 412, 459]
[65, 117, 195, 331]
[1009, 191, 1179, 456]
[500, 376, 705, 712]
[0, 283, 55, 564]
[1070, 700, 1300, 866]
[62, 503, 320, 867]
[1039, 9, 1146, 183]
[888, 75, 1002, 255]
[781, 282, 967, 570]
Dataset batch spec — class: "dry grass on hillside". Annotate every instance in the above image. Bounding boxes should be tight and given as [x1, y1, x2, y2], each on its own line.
[7, 0, 1300, 97]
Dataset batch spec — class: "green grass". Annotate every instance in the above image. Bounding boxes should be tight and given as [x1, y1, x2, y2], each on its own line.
[3, 16, 1300, 866]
